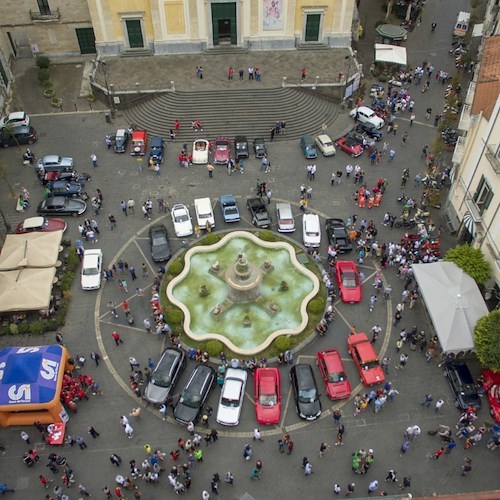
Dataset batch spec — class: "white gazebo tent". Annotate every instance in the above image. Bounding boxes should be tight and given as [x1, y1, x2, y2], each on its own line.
[412, 262, 489, 354]
[374, 44, 408, 66]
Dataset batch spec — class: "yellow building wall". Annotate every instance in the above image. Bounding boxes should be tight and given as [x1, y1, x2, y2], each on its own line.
[109, 0, 154, 39]
[294, 0, 335, 31]
[164, 1, 187, 34]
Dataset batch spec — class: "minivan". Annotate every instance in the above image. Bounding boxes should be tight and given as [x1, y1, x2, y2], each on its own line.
[300, 135, 318, 159]
[194, 197, 215, 229]
[276, 202, 295, 232]
[302, 213, 321, 247]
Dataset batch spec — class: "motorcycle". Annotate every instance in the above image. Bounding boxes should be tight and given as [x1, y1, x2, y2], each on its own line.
[397, 193, 408, 203]
[394, 218, 417, 229]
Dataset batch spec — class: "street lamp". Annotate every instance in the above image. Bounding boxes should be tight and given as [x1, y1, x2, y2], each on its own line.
[97, 60, 115, 114]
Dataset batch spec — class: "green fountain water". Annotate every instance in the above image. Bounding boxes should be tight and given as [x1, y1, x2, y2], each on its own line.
[167, 231, 320, 355]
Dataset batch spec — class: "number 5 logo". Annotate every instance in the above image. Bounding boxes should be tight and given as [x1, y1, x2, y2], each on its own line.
[40, 358, 59, 381]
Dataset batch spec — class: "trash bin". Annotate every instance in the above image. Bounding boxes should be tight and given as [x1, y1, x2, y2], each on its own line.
[348, 97, 354, 109]
[105, 113, 111, 124]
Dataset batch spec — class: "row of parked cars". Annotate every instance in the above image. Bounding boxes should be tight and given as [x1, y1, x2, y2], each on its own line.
[144, 340, 383, 425]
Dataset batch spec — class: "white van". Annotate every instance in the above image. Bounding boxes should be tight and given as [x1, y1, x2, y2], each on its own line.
[276, 202, 295, 232]
[302, 213, 321, 248]
[454, 11, 470, 38]
[194, 197, 215, 229]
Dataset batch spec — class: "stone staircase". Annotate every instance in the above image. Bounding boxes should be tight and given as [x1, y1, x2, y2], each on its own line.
[124, 87, 340, 142]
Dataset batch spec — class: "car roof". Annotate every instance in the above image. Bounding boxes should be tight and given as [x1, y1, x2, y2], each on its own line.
[22, 217, 45, 229]
[220, 194, 236, 203]
[132, 130, 146, 139]
[7, 111, 26, 120]
[338, 260, 356, 270]
[43, 155, 61, 162]
[116, 129, 126, 136]
[259, 372, 277, 394]
[304, 213, 319, 224]
[235, 135, 247, 141]
[357, 106, 375, 115]
[83, 249, 102, 257]
[317, 134, 331, 142]
[150, 135, 164, 146]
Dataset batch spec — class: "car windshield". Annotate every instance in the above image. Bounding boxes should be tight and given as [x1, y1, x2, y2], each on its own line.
[175, 213, 189, 222]
[224, 207, 238, 214]
[151, 372, 172, 388]
[323, 141, 333, 147]
[361, 360, 380, 370]
[216, 143, 228, 150]
[306, 231, 319, 237]
[298, 388, 317, 403]
[259, 394, 277, 406]
[461, 384, 479, 397]
[328, 372, 346, 383]
[83, 267, 99, 276]
[152, 235, 167, 245]
[221, 397, 239, 408]
[236, 143, 246, 150]
[195, 142, 206, 151]
[281, 218, 294, 225]
[179, 393, 201, 408]
[342, 272, 357, 288]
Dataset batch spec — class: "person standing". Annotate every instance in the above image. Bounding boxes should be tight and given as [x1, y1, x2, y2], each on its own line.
[90, 351, 101, 366]
[121, 201, 127, 216]
[319, 442, 330, 458]
[207, 163, 214, 178]
[110, 453, 122, 467]
[76, 436, 87, 449]
[20, 431, 30, 444]
[266, 189, 272, 205]
[336, 424, 345, 446]
[90, 153, 98, 169]
[144, 318, 151, 333]
[270, 127, 275, 141]
[435, 399, 445, 413]
[108, 214, 117, 230]
[55, 332, 64, 345]
[88, 426, 100, 438]
[112, 331, 123, 345]
[368, 480, 379, 495]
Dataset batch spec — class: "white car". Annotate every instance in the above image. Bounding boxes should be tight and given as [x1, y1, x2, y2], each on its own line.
[349, 106, 385, 130]
[192, 139, 210, 164]
[216, 368, 248, 426]
[315, 134, 336, 156]
[302, 214, 321, 248]
[0, 111, 30, 130]
[171, 204, 193, 237]
[81, 249, 103, 290]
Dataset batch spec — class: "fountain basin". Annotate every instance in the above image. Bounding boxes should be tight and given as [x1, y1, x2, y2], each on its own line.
[166, 231, 320, 355]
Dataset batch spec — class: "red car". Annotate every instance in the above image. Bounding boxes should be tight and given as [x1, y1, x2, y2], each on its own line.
[482, 369, 500, 422]
[347, 333, 385, 386]
[130, 130, 148, 155]
[254, 367, 281, 425]
[335, 260, 362, 303]
[335, 133, 364, 158]
[316, 349, 351, 400]
[15, 216, 67, 234]
[213, 137, 231, 165]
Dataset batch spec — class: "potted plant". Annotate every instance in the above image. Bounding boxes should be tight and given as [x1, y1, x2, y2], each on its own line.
[43, 80, 54, 98]
[51, 96, 63, 108]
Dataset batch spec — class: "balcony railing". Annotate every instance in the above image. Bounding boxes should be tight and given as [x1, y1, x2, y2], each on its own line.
[30, 8, 60, 21]
[458, 104, 471, 132]
[485, 144, 500, 174]
[465, 81, 476, 106]
[452, 136, 466, 165]
[464, 194, 483, 223]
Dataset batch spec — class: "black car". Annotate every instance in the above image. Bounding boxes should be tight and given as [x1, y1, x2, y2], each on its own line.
[444, 361, 482, 411]
[37, 196, 86, 217]
[290, 364, 322, 420]
[234, 135, 249, 159]
[174, 364, 216, 424]
[149, 224, 171, 262]
[112, 129, 130, 153]
[0, 126, 37, 148]
[149, 135, 165, 164]
[48, 180, 82, 198]
[356, 122, 383, 141]
[253, 138, 267, 158]
[325, 218, 353, 253]
[143, 348, 186, 405]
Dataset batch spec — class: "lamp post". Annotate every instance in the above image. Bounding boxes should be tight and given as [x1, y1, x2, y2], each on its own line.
[97, 60, 115, 114]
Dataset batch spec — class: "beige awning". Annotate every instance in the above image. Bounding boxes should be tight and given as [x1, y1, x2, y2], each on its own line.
[375, 44, 407, 66]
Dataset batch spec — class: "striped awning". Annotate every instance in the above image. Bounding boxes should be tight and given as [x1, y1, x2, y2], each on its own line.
[462, 211, 475, 236]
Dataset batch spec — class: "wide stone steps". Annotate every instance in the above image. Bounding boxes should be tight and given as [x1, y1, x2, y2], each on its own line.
[124, 87, 339, 142]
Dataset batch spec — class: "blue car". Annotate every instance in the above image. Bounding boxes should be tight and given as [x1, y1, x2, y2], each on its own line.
[48, 180, 82, 197]
[149, 135, 165, 164]
[300, 135, 317, 159]
[220, 195, 240, 223]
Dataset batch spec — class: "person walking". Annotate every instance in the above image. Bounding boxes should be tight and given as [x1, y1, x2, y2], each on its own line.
[76, 436, 87, 449]
[39, 475, 52, 489]
[110, 453, 122, 466]
[304, 461, 313, 476]
[319, 442, 330, 458]
[368, 480, 379, 495]
[421, 393, 433, 407]
[88, 426, 100, 438]
[90, 351, 101, 366]
[121, 200, 127, 216]
[253, 429, 263, 442]
[112, 331, 124, 345]
[369, 295, 377, 312]
[20, 430, 30, 444]
[332, 409, 342, 424]
[108, 214, 117, 230]
[346, 483, 355, 496]
[90, 153, 98, 169]
[335, 424, 345, 446]
[435, 399, 445, 413]
[207, 163, 214, 178]
[224, 471, 234, 485]
[144, 318, 151, 333]
[124, 423, 134, 439]
[78, 484, 91, 497]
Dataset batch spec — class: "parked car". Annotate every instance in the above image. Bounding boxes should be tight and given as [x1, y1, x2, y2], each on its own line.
[216, 368, 248, 426]
[276, 202, 295, 233]
[315, 134, 336, 156]
[316, 349, 351, 400]
[192, 139, 210, 164]
[349, 106, 385, 129]
[482, 369, 500, 422]
[174, 364, 216, 424]
[356, 122, 383, 141]
[37, 196, 86, 217]
[48, 180, 82, 198]
[171, 204, 193, 237]
[325, 218, 352, 253]
[143, 348, 186, 405]
[112, 129, 130, 153]
[194, 197, 215, 229]
[149, 135, 165, 163]
[40, 155, 74, 172]
[234, 136, 249, 159]
[302, 213, 321, 248]
[0, 126, 37, 147]
[254, 367, 281, 425]
[335, 133, 364, 157]
[213, 137, 231, 164]
[444, 361, 481, 411]
[130, 130, 148, 155]
[15, 216, 67, 234]
[290, 364, 322, 420]
[300, 134, 318, 159]
[81, 249, 103, 290]
[247, 198, 271, 228]
[149, 224, 171, 262]
[335, 260, 362, 303]
[0, 111, 30, 130]
[253, 138, 267, 158]
[220, 194, 240, 222]
[347, 333, 385, 386]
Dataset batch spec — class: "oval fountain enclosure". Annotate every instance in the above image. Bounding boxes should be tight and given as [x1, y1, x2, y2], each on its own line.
[167, 231, 320, 355]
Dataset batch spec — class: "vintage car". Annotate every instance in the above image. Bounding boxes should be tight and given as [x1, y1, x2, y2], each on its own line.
[112, 129, 130, 153]
[15, 216, 67, 234]
[253, 138, 267, 158]
[213, 137, 231, 164]
[325, 218, 352, 253]
[220, 194, 240, 223]
[130, 130, 148, 155]
[48, 180, 82, 198]
[171, 204, 193, 237]
[149, 135, 165, 163]
[192, 139, 210, 164]
[349, 106, 385, 129]
[315, 134, 336, 156]
[37, 196, 86, 217]
[335, 133, 364, 157]
[149, 224, 171, 262]
[234, 136, 249, 159]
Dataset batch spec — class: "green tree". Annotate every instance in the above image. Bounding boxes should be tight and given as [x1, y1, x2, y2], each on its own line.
[474, 310, 500, 372]
[444, 244, 491, 285]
